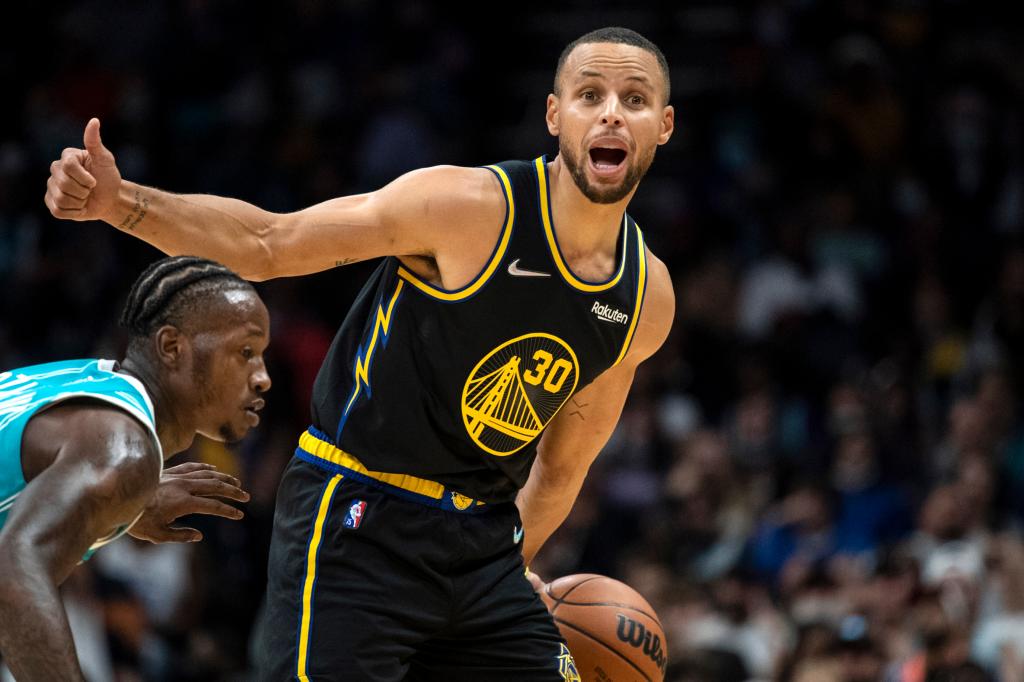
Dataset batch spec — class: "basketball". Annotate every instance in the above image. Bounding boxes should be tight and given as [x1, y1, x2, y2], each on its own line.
[540, 574, 668, 682]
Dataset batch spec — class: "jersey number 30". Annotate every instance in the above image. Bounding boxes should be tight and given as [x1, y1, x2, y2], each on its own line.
[522, 350, 573, 393]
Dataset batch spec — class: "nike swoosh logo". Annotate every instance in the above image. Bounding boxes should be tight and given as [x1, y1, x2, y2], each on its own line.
[513, 525, 524, 544]
[508, 259, 550, 278]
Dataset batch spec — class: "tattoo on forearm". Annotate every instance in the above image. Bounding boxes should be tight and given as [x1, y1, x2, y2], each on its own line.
[335, 258, 360, 267]
[118, 190, 149, 231]
[568, 397, 588, 421]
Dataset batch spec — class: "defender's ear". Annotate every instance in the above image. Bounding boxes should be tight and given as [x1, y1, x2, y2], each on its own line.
[153, 325, 187, 369]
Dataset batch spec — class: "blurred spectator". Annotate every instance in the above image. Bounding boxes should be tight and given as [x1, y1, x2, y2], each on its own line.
[973, 535, 1024, 678]
[737, 216, 862, 342]
[664, 429, 754, 581]
[749, 479, 845, 589]
[909, 485, 988, 594]
[679, 572, 791, 678]
[831, 430, 913, 555]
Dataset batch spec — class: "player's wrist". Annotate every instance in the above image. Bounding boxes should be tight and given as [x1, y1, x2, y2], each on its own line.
[103, 180, 141, 229]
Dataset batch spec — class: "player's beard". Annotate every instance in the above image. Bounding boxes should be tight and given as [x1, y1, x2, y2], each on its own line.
[559, 137, 655, 204]
[191, 348, 245, 443]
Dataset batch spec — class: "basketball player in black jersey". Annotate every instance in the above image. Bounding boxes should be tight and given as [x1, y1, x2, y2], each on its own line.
[46, 26, 674, 681]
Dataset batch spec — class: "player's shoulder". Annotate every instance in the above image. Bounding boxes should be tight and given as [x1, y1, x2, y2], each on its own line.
[392, 164, 502, 198]
[381, 164, 507, 235]
[30, 401, 159, 471]
[628, 247, 675, 364]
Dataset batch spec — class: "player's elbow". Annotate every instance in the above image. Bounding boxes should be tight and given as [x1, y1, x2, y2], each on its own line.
[239, 215, 287, 281]
[244, 211, 319, 281]
[0, 541, 45, 601]
[243, 235, 278, 281]
[0, 571, 23, 610]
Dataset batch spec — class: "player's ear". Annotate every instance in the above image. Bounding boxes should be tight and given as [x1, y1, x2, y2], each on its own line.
[546, 93, 560, 136]
[658, 105, 675, 146]
[153, 325, 187, 368]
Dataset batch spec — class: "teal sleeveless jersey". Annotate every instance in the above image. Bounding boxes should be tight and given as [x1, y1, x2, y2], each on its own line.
[0, 359, 162, 553]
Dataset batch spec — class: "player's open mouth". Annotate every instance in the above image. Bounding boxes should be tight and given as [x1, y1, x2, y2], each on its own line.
[587, 146, 628, 178]
[244, 398, 264, 425]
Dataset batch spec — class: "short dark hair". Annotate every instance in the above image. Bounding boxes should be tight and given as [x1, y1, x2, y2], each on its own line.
[554, 27, 670, 102]
[120, 256, 254, 339]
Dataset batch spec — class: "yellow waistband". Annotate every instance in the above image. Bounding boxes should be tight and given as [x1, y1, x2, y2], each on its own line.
[297, 430, 485, 508]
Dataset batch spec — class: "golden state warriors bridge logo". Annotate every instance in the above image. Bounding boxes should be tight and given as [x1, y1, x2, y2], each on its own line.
[461, 333, 579, 456]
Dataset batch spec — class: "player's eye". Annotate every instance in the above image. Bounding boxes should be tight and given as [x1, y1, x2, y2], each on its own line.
[627, 95, 645, 106]
[242, 347, 254, 360]
[581, 90, 597, 101]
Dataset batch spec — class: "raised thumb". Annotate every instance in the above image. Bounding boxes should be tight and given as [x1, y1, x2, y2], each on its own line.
[83, 118, 106, 154]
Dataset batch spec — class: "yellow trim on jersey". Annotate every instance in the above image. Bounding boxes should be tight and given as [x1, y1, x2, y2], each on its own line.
[297, 473, 344, 682]
[534, 156, 628, 293]
[298, 430, 486, 506]
[614, 225, 647, 366]
[396, 164, 515, 301]
[342, 280, 405, 416]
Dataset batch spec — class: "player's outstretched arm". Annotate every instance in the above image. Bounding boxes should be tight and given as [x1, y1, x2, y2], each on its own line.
[516, 254, 674, 566]
[44, 119, 503, 281]
[0, 406, 160, 681]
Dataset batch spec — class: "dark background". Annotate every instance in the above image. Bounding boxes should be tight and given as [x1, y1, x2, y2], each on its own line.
[3, 1, 1024, 680]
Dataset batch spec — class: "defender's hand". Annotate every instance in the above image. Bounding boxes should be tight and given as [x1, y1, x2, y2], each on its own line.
[128, 462, 250, 543]
[44, 117, 122, 222]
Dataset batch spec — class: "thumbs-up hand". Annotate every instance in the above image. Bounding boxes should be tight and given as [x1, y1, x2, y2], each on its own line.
[44, 118, 122, 222]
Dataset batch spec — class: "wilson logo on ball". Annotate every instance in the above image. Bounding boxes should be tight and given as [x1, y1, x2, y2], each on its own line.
[615, 614, 667, 672]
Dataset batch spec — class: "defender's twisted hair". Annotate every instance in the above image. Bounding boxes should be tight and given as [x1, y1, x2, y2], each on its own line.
[120, 256, 254, 339]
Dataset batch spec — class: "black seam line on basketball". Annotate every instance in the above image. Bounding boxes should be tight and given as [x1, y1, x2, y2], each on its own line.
[547, 575, 605, 608]
[553, 618, 654, 682]
[552, 600, 661, 624]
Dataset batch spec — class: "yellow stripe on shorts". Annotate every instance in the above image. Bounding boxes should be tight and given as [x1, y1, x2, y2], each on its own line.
[297, 473, 343, 681]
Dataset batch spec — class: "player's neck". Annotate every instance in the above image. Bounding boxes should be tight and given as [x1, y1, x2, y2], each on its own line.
[547, 155, 634, 257]
[118, 356, 194, 456]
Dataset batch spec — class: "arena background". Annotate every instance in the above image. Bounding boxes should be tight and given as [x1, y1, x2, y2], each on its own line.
[4, 2, 1024, 680]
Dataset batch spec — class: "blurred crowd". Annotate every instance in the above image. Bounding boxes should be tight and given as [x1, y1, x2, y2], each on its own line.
[4, 1, 1024, 680]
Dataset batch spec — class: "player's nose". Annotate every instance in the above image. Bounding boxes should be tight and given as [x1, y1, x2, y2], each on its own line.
[599, 98, 624, 127]
[252, 360, 271, 393]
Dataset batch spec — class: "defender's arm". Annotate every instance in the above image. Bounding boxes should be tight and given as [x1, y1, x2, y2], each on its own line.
[0, 406, 160, 681]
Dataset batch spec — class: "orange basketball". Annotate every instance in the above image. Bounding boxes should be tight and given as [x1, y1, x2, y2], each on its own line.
[540, 573, 668, 682]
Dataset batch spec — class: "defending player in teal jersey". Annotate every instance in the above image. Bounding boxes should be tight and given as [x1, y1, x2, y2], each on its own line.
[0, 256, 271, 681]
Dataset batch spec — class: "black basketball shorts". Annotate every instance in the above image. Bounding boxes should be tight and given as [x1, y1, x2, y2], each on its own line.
[252, 456, 579, 681]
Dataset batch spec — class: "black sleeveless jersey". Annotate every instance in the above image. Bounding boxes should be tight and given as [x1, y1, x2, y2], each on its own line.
[309, 156, 649, 503]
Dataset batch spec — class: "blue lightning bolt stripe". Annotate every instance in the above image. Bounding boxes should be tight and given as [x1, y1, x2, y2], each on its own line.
[336, 280, 404, 439]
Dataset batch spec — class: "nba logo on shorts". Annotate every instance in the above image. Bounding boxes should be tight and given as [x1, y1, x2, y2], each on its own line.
[344, 500, 367, 529]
